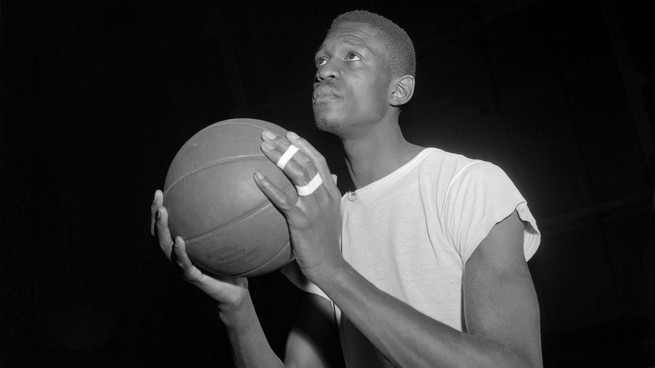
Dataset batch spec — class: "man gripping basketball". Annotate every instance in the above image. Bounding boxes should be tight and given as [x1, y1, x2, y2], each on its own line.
[152, 10, 542, 368]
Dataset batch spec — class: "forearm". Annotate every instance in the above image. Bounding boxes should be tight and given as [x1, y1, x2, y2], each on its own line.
[315, 263, 533, 368]
[219, 293, 285, 368]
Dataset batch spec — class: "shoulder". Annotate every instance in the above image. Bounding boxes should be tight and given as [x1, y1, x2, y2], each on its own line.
[417, 148, 508, 192]
[418, 147, 478, 168]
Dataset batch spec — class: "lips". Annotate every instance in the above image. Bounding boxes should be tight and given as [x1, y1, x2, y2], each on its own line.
[312, 84, 342, 102]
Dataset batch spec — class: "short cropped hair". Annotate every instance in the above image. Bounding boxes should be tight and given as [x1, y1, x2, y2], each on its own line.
[329, 10, 416, 77]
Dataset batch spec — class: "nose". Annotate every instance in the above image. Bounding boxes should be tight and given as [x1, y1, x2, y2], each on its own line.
[315, 58, 340, 82]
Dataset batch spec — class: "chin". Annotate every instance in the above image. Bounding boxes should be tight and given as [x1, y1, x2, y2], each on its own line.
[314, 116, 341, 134]
[313, 108, 340, 132]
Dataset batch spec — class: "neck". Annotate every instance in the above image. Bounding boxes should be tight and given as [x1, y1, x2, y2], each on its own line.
[340, 118, 423, 189]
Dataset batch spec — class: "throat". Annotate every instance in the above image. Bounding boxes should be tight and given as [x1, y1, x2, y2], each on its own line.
[343, 139, 424, 189]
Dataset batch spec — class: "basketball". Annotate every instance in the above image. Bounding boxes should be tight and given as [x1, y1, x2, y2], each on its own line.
[163, 118, 296, 277]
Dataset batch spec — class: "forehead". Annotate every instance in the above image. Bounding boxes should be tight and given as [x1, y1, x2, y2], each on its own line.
[317, 22, 385, 53]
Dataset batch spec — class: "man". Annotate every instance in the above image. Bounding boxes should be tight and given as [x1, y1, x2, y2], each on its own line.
[152, 10, 543, 368]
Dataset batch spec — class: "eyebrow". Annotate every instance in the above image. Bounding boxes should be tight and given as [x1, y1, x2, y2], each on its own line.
[315, 38, 369, 58]
[342, 38, 367, 48]
[314, 44, 326, 58]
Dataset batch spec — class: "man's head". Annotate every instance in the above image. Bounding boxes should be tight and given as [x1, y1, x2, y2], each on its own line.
[328, 10, 416, 78]
[312, 11, 416, 136]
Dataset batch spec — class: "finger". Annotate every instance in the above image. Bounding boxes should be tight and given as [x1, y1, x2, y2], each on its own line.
[264, 144, 327, 202]
[155, 206, 175, 260]
[172, 236, 203, 283]
[174, 237, 246, 302]
[253, 171, 296, 214]
[150, 190, 164, 236]
[286, 132, 339, 197]
[261, 131, 320, 190]
[261, 130, 298, 172]
[254, 171, 313, 230]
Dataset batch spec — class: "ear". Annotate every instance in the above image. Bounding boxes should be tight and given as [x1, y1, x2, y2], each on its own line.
[389, 75, 415, 107]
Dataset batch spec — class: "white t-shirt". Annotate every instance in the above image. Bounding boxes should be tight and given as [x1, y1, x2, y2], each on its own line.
[284, 148, 540, 367]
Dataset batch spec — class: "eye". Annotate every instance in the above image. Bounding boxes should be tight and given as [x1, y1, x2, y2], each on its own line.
[316, 57, 328, 67]
[346, 52, 361, 61]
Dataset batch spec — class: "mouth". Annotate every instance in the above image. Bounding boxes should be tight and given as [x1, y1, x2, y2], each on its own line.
[312, 84, 342, 103]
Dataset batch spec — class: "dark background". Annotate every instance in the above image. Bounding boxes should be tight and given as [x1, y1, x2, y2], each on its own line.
[1, 0, 653, 367]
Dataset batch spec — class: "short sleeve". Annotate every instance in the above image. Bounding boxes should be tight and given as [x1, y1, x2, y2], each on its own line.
[442, 162, 540, 264]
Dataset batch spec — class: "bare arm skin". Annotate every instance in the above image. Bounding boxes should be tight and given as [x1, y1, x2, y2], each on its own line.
[151, 191, 339, 368]
[315, 212, 542, 368]
[256, 131, 543, 368]
[284, 294, 343, 368]
[219, 284, 340, 368]
[152, 129, 541, 368]
[151, 191, 284, 368]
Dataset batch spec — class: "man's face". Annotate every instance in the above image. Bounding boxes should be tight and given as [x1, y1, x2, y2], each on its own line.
[312, 22, 394, 136]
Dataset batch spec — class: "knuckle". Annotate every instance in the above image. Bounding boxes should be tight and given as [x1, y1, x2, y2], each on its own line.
[315, 154, 327, 167]
[276, 136, 290, 149]
[278, 196, 294, 211]
[288, 163, 308, 181]
[182, 272, 195, 283]
[296, 153, 313, 167]
[298, 138, 312, 150]
[299, 166, 312, 180]
[293, 155, 316, 176]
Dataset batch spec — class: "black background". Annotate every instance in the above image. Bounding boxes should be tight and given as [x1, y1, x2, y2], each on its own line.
[1, 0, 653, 367]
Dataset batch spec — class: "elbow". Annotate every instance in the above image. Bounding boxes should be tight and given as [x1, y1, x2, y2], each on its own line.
[484, 344, 542, 368]
[508, 348, 543, 368]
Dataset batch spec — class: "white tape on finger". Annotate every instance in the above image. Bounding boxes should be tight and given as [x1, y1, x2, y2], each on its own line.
[276, 144, 300, 170]
[296, 173, 323, 196]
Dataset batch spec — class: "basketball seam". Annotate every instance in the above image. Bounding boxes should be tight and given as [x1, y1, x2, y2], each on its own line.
[211, 120, 279, 132]
[184, 197, 293, 276]
[164, 119, 286, 195]
[163, 155, 269, 196]
[232, 239, 293, 277]
[194, 120, 265, 135]
[199, 239, 293, 277]
[182, 187, 292, 243]
[164, 119, 292, 277]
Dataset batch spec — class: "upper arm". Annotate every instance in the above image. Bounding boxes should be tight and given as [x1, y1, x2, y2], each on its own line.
[284, 293, 343, 368]
[463, 211, 543, 367]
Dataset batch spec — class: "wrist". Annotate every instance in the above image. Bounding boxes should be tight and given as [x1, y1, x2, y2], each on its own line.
[306, 257, 351, 291]
[218, 292, 254, 329]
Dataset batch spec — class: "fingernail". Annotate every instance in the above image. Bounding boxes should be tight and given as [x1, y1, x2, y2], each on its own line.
[262, 130, 276, 140]
[287, 131, 299, 139]
[253, 171, 264, 180]
[261, 141, 275, 150]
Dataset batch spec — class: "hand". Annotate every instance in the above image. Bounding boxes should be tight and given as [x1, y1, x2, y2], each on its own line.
[254, 131, 345, 283]
[150, 190, 248, 309]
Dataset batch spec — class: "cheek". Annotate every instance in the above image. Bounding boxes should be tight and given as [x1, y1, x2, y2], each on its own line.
[360, 80, 389, 114]
[353, 78, 387, 105]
